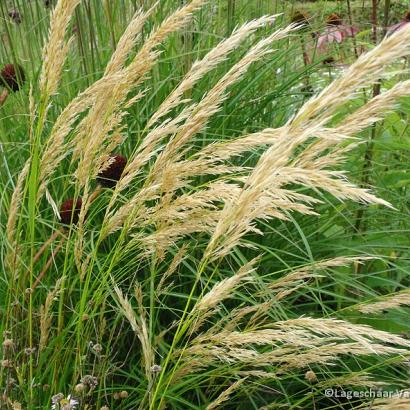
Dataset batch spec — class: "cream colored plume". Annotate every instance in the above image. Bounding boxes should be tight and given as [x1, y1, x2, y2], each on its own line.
[148, 15, 279, 127]
[114, 285, 153, 379]
[356, 290, 410, 314]
[201, 27, 410, 261]
[190, 258, 259, 332]
[39, 0, 81, 98]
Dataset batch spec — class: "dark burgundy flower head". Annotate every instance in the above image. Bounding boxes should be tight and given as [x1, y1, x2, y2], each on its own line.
[322, 56, 335, 65]
[326, 13, 343, 26]
[291, 11, 310, 30]
[405, 10, 410, 22]
[8, 10, 22, 24]
[60, 198, 82, 225]
[0, 64, 25, 92]
[97, 154, 127, 188]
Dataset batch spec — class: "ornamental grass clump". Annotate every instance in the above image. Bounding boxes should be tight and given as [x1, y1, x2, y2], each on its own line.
[2, 0, 410, 408]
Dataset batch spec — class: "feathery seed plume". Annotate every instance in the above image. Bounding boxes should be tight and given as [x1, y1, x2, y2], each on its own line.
[39, 277, 64, 351]
[6, 162, 30, 273]
[148, 15, 279, 127]
[206, 379, 245, 410]
[201, 27, 410, 260]
[114, 285, 153, 378]
[39, 0, 81, 98]
[291, 10, 310, 30]
[356, 290, 410, 314]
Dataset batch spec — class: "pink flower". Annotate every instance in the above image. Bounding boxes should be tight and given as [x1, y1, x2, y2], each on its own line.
[317, 25, 359, 52]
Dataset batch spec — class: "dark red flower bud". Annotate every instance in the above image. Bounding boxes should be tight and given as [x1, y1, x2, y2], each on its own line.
[322, 56, 335, 65]
[326, 13, 343, 26]
[97, 155, 127, 188]
[0, 64, 25, 92]
[60, 198, 82, 225]
[405, 10, 410, 22]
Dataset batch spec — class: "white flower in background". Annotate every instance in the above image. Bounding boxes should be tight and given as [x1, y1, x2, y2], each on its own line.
[51, 394, 79, 410]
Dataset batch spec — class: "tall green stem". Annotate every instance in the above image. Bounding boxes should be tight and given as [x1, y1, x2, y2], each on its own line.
[354, 0, 391, 237]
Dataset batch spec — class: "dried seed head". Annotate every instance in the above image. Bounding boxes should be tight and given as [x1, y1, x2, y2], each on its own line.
[1, 359, 12, 368]
[0, 64, 25, 92]
[91, 343, 102, 354]
[101, 407, 109, 410]
[6, 378, 16, 388]
[24, 347, 36, 356]
[291, 11, 310, 30]
[81, 313, 89, 321]
[2, 338, 14, 350]
[326, 13, 343, 26]
[51, 393, 64, 404]
[97, 154, 127, 188]
[80, 375, 98, 389]
[150, 364, 162, 373]
[60, 198, 82, 225]
[12, 402, 22, 410]
[8, 10, 22, 24]
[305, 370, 318, 383]
[74, 383, 85, 394]
[119, 391, 128, 399]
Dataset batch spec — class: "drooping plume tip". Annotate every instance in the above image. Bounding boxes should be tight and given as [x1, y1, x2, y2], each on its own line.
[291, 11, 310, 30]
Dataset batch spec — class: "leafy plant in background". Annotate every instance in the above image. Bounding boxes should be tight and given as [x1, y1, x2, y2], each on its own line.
[316, 13, 359, 55]
[0, 1, 410, 409]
